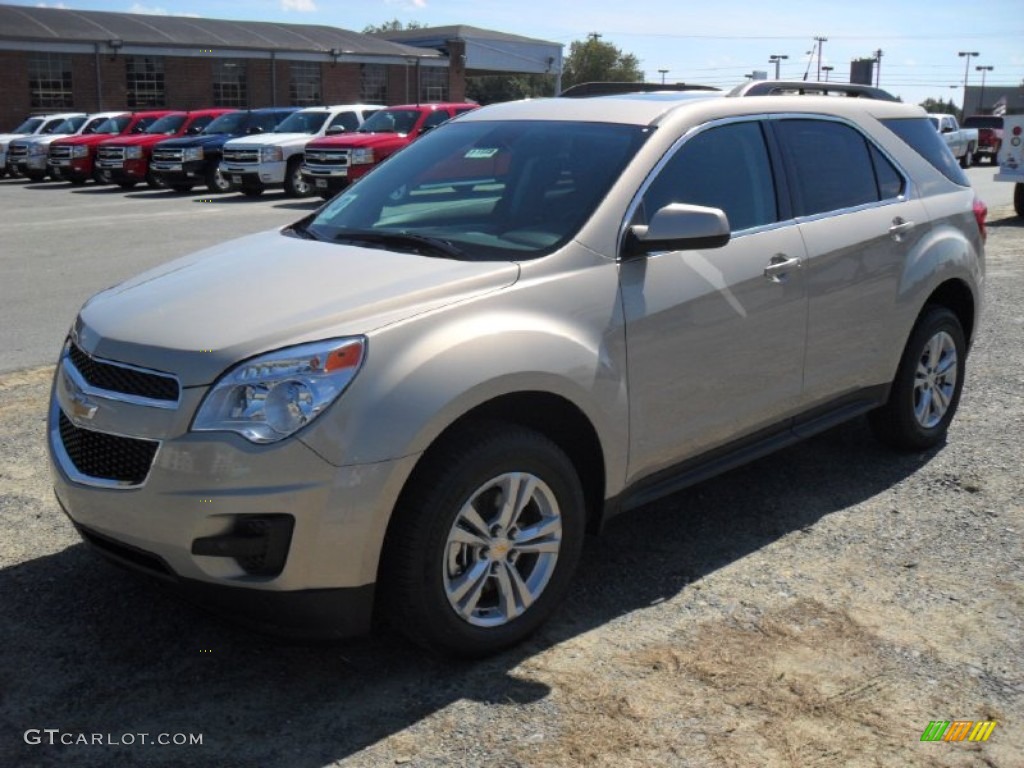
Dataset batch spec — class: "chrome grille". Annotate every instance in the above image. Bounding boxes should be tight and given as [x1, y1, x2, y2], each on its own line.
[50, 145, 73, 160]
[304, 149, 349, 168]
[58, 410, 158, 486]
[152, 147, 183, 163]
[97, 146, 126, 162]
[222, 148, 259, 164]
[68, 343, 180, 403]
[8, 144, 28, 159]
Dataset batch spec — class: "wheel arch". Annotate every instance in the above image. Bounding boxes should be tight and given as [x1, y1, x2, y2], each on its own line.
[924, 278, 977, 350]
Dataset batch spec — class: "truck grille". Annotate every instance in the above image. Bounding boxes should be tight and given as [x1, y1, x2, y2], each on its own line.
[58, 410, 159, 486]
[97, 146, 126, 162]
[69, 342, 180, 403]
[222, 148, 259, 164]
[304, 149, 350, 168]
[152, 147, 184, 163]
[50, 145, 73, 160]
[8, 144, 28, 159]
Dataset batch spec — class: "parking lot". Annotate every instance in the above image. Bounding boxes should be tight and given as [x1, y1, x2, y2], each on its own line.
[0, 177, 1021, 767]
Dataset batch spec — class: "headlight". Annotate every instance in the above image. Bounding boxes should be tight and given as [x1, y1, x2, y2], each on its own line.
[183, 147, 204, 162]
[72, 145, 90, 158]
[192, 338, 366, 444]
[260, 147, 284, 163]
[125, 146, 144, 159]
[350, 148, 375, 165]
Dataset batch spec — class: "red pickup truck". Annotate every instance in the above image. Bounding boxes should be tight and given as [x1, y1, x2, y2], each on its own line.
[962, 115, 1003, 166]
[48, 111, 171, 184]
[300, 102, 478, 198]
[94, 108, 234, 189]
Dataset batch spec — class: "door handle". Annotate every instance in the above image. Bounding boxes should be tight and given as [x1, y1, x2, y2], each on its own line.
[889, 217, 915, 242]
[763, 255, 802, 283]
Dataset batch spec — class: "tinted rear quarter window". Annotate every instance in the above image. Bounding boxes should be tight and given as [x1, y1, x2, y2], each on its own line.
[881, 117, 969, 187]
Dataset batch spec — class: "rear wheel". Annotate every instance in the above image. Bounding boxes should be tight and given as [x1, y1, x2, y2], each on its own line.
[869, 306, 966, 451]
[379, 424, 586, 657]
[960, 146, 973, 168]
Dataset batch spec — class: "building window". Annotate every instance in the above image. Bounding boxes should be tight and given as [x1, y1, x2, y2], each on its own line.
[29, 53, 73, 109]
[360, 64, 387, 104]
[289, 61, 321, 106]
[213, 59, 248, 107]
[126, 56, 165, 107]
[420, 67, 448, 103]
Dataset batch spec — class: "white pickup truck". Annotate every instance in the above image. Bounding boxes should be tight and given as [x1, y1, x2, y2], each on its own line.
[930, 113, 979, 168]
[993, 114, 1023, 217]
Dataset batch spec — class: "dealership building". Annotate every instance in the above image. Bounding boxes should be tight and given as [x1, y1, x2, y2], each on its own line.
[0, 3, 563, 129]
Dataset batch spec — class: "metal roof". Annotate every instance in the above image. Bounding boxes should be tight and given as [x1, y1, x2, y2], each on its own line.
[0, 3, 439, 58]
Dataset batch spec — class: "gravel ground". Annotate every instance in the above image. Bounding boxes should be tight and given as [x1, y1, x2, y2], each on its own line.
[1, 204, 1021, 768]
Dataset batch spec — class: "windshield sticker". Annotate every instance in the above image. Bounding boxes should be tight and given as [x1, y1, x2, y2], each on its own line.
[465, 148, 499, 159]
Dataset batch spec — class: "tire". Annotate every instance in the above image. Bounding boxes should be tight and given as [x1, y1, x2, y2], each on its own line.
[869, 306, 966, 451]
[205, 163, 231, 194]
[145, 169, 163, 189]
[283, 157, 312, 198]
[379, 423, 586, 657]
[1014, 183, 1024, 218]
[170, 183, 194, 193]
[93, 169, 112, 185]
[960, 146, 973, 169]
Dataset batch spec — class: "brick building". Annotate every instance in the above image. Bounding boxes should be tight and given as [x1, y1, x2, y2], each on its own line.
[0, 3, 466, 128]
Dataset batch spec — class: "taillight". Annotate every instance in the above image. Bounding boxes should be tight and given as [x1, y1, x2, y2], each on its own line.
[972, 196, 987, 244]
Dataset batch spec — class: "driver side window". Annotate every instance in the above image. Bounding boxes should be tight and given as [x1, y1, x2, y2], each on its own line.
[642, 121, 778, 233]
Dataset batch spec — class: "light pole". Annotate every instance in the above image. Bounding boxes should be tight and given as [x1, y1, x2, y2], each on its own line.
[814, 36, 828, 81]
[975, 65, 993, 113]
[958, 51, 979, 117]
[769, 54, 788, 80]
[658, 68, 668, 85]
[821, 65, 834, 82]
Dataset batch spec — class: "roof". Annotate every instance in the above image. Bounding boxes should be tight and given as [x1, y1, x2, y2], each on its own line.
[0, 3, 438, 58]
[375, 25, 560, 47]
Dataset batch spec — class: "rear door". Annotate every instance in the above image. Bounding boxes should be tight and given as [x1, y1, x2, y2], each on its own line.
[770, 116, 928, 406]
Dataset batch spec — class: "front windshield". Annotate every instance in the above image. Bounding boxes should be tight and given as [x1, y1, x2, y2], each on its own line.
[274, 111, 327, 134]
[145, 114, 186, 135]
[307, 120, 649, 261]
[51, 117, 87, 134]
[203, 112, 246, 134]
[93, 115, 131, 134]
[357, 109, 420, 135]
[13, 117, 44, 134]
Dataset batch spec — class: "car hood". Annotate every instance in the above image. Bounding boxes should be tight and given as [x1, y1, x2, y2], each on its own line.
[12, 134, 71, 147]
[75, 229, 520, 386]
[52, 133, 120, 146]
[156, 134, 236, 149]
[307, 133, 406, 150]
[225, 132, 315, 148]
[0, 133, 33, 148]
[100, 134, 179, 146]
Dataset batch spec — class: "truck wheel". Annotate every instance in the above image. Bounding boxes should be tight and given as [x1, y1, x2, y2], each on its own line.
[960, 146, 973, 169]
[868, 305, 966, 451]
[205, 165, 231, 194]
[284, 157, 312, 198]
[93, 169, 112, 185]
[146, 169, 164, 189]
[378, 423, 585, 658]
[1015, 183, 1024, 218]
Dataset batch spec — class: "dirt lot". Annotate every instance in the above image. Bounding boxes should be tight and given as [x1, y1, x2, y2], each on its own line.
[1, 206, 1021, 768]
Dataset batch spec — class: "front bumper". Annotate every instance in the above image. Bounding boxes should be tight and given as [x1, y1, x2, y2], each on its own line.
[49, 157, 94, 181]
[47, 352, 420, 637]
[219, 160, 284, 186]
[151, 159, 207, 184]
[95, 158, 149, 182]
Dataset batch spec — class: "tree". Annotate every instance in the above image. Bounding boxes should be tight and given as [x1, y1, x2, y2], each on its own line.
[362, 19, 424, 34]
[465, 74, 554, 105]
[561, 35, 643, 89]
[920, 97, 961, 119]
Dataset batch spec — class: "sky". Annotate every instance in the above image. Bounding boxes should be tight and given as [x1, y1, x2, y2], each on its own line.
[16, 0, 1024, 109]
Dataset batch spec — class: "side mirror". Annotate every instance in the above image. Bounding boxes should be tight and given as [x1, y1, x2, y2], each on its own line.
[325, 125, 347, 136]
[247, 126, 264, 135]
[623, 203, 730, 259]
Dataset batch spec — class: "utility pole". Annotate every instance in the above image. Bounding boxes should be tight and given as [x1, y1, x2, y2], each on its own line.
[821, 65, 834, 82]
[587, 32, 603, 43]
[975, 65, 993, 112]
[658, 68, 668, 85]
[769, 54, 788, 80]
[958, 51, 980, 117]
[814, 36, 828, 81]
[874, 49, 883, 87]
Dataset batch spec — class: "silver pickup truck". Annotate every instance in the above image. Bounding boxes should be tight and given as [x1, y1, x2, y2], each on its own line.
[930, 113, 979, 168]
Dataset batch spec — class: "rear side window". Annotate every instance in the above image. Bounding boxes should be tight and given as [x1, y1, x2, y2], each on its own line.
[773, 119, 885, 216]
[881, 117, 969, 187]
[642, 121, 778, 232]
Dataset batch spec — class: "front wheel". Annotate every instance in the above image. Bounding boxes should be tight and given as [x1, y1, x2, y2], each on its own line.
[1014, 183, 1023, 218]
[283, 157, 312, 197]
[379, 424, 586, 657]
[869, 306, 967, 451]
[205, 164, 231, 194]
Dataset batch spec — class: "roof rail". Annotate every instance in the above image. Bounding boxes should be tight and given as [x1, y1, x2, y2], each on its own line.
[727, 80, 899, 101]
[559, 82, 720, 98]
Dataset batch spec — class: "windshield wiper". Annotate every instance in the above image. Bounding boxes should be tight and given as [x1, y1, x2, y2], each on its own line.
[333, 231, 467, 259]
